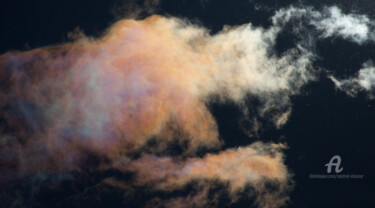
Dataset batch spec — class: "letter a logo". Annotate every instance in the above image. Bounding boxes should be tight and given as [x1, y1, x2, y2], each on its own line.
[325, 155, 343, 173]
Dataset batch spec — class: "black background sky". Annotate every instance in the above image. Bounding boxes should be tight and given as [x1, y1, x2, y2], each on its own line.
[1, 0, 375, 208]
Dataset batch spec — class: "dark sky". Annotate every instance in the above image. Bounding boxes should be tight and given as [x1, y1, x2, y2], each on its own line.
[1, 1, 375, 208]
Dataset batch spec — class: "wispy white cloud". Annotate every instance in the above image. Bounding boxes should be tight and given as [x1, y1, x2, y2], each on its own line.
[272, 5, 375, 99]
[273, 6, 374, 44]
[330, 62, 375, 97]
[312, 7, 371, 44]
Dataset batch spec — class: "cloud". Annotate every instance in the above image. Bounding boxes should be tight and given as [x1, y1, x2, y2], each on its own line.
[313, 7, 371, 43]
[272, 6, 374, 44]
[108, 142, 291, 208]
[0, 14, 316, 166]
[329, 62, 375, 97]
[0, 13, 315, 207]
[271, 5, 375, 100]
[5, 4, 375, 207]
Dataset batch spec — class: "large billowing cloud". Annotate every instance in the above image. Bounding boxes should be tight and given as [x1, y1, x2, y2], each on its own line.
[4, 3, 375, 207]
[0, 14, 313, 207]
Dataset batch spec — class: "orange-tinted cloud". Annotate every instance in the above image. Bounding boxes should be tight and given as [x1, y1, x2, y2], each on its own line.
[109, 142, 291, 208]
[0, 15, 314, 207]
